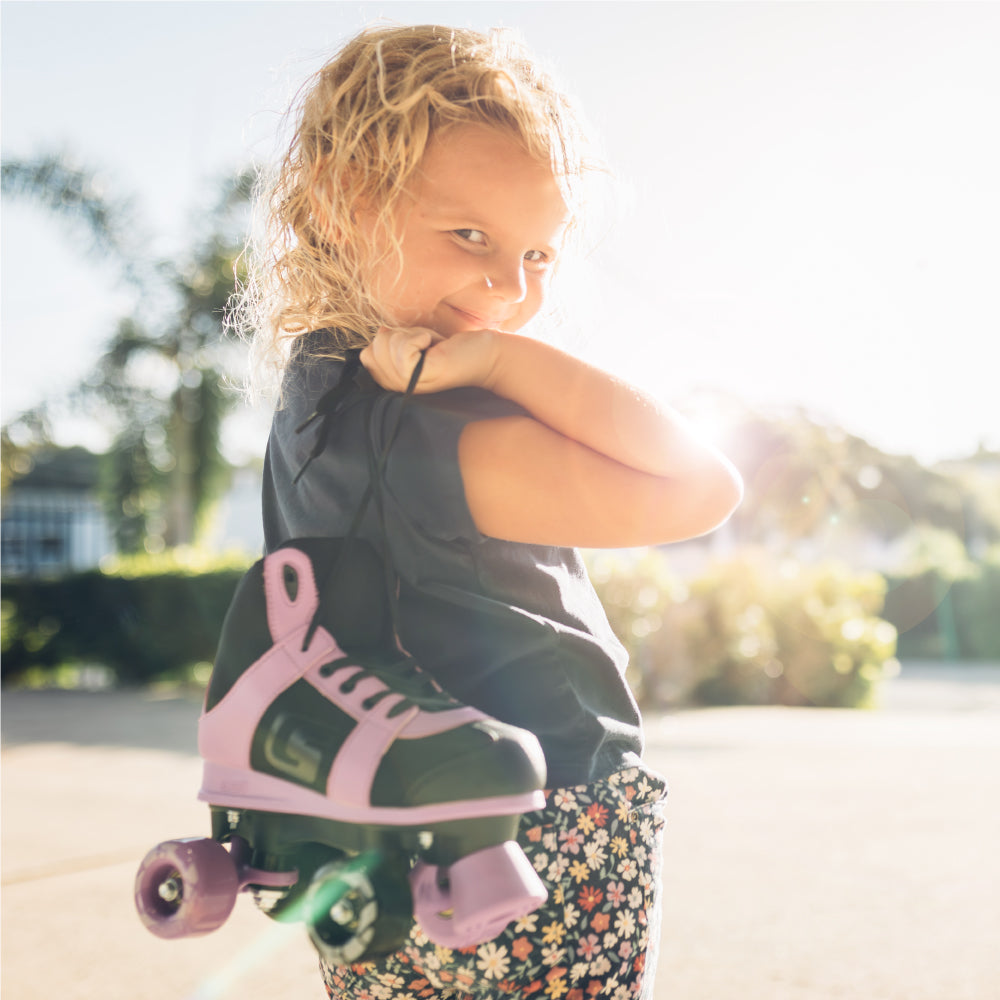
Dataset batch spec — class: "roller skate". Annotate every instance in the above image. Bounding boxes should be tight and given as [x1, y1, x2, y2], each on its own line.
[134, 537, 548, 964]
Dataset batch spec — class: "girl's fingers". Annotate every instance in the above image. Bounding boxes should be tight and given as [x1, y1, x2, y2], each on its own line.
[360, 326, 440, 391]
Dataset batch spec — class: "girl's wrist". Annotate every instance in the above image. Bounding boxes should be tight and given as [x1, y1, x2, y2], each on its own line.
[478, 329, 508, 394]
[479, 330, 567, 401]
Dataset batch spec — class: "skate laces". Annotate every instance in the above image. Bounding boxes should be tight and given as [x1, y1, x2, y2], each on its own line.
[317, 651, 459, 717]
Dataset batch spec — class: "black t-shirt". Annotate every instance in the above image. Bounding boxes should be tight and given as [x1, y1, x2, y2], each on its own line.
[261, 342, 643, 787]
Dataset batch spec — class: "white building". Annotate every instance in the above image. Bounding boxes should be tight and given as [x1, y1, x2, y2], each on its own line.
[1, 448, 114, 577]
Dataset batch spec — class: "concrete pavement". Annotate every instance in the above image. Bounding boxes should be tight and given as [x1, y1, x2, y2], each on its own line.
[3, 662, 999, 1000]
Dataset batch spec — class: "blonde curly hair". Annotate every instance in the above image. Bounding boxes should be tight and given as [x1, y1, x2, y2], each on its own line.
[234, 23, 595, 396]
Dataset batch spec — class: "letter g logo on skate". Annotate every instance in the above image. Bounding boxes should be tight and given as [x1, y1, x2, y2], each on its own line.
[262, 713, 323, 787]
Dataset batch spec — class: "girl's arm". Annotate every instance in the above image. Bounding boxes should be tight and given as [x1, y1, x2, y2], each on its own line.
[361, 327, 743, 548]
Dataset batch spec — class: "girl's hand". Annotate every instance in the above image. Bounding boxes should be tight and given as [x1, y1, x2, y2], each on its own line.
[360, 326, 500, 394]
[359, 326, 438, 392]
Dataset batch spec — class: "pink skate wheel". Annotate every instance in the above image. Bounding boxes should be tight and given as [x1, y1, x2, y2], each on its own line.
[134, 838, 239, 939]
[410, 841, 547, 948]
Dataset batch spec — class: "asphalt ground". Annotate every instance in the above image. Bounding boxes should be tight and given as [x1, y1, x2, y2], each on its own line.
[2, 661, 999, 1000]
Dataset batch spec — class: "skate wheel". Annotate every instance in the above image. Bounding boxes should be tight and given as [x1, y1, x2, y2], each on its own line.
[410, 841, 547, 948]
[304, 849, 412, 965]
[134, 838, 239, 939]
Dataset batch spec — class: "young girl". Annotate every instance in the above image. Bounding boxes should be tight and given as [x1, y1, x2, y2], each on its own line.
[244, 23, 741, 1000]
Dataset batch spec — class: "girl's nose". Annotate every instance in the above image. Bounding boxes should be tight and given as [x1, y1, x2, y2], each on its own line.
[485, 259, 527, 303]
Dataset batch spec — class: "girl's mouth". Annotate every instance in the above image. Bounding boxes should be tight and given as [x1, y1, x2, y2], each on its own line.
[447, 303, 504, 330]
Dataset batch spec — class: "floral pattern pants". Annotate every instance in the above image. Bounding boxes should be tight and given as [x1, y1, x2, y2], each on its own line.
[322, 765, 668, 1000]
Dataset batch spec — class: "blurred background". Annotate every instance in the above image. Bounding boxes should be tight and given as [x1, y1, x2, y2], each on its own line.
[3, 5, 1000, 1000]
[3, 0, 998, 693]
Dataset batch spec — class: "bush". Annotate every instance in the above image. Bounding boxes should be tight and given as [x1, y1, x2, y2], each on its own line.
[1, 550, 252, 686]
[885, 548, 1000, 660]
[590, 548, 898, 708]
[952, 555, 1000, 658]
[4, 543, 915, 702]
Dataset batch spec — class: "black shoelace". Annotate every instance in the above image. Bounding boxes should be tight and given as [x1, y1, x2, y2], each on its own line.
[292, 348, 431, 693]
[317, 650, 456, 718]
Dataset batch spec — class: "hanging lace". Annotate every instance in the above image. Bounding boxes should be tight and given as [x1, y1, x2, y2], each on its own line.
[292, 347, 427, 655]
[292, 350, 365, 485]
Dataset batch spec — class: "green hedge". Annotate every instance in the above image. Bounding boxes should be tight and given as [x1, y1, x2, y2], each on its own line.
[15, 545, 985, 704]
[589, 549, 898, 708]
[884, 554, 1000, 660]
[1, 551, 250, 686]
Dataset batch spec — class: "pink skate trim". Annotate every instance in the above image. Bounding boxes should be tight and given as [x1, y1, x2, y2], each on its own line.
[198, 628, 339, 768]
[263, 546, 319, 643]
[410, 841, 548, 948]
[200, 546, 340, 768]
[304, 660, 487, 808]
[319, 676, 419, 806]
[199, 761, 544, 826]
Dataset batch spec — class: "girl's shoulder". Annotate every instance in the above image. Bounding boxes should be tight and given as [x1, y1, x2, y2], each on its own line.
[277, 335, 370, 425]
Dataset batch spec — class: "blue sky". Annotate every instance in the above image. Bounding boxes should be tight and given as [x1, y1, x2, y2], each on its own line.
[3, 1, 999, 464]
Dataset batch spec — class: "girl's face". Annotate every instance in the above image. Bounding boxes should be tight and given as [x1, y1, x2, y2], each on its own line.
[356, 124, 569, 337]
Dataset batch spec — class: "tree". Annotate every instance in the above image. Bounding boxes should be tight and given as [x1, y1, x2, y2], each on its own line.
[680, 391, 998, 562]
[1, 154, 254, 550]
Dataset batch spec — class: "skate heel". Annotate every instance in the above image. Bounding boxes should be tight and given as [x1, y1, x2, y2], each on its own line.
[410, 840, 547, 948]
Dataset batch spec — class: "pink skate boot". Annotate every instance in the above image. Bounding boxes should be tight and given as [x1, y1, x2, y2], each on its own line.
[135, 537, 548, 964]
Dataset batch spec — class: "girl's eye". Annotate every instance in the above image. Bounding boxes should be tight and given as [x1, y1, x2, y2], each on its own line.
[453, 229, 487, 245]
[523, 249, 554, 271]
